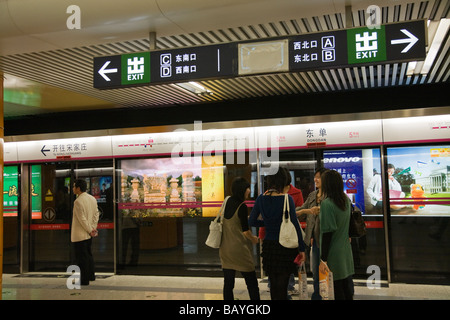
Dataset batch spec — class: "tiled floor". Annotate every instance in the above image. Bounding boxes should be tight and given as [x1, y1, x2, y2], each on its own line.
[2, 273, 450, 300]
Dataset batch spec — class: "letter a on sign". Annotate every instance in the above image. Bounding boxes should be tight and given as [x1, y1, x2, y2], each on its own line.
[66, 5, 81, 30]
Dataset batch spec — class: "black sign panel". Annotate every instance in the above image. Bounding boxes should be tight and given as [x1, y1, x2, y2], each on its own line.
[288, 20, 426, 72]
[385, 20, 427, 62]
[93, 21, 426, 90]
[150, 43, 237, 84]
[289, 30, 348, 71]
[93, 55, 121, 89]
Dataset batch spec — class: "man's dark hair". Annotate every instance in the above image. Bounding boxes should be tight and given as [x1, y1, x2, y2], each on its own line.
[74, 179, 87, 192]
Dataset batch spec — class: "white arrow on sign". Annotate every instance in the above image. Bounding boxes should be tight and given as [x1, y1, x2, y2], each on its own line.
[98, 61, 118, 81]
[390, 29, 419, 53]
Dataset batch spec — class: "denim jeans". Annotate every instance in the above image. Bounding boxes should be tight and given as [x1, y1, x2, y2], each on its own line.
[311, 239, 322, 300]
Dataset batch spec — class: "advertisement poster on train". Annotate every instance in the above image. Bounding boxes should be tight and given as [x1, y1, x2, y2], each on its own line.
[119, 156, 224, 218]
[386, 145, 450, 216]
[323, 150, 365, 213]
[3, 166, 19, 217]
[31, 165, 42, 219]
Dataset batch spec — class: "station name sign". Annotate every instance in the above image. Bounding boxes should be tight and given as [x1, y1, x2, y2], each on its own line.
[94, 20, 426, 89]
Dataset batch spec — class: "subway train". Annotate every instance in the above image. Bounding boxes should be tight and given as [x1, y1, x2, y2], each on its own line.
[3, 106, 450, 285]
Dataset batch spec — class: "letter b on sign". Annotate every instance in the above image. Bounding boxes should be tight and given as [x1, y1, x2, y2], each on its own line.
[66, 265, 81, 289]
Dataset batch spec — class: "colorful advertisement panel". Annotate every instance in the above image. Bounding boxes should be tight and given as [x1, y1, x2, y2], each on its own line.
[31, 165, 42, 219]
[324, 150, 365, 213]
[324, 148, 387, 215]
[3, 166, 19, 217]
[119, 156, 224, 217]
[386, 145, 450, 216]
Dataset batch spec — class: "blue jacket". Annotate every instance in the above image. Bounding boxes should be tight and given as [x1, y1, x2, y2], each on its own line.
[249, 194, 305, 251]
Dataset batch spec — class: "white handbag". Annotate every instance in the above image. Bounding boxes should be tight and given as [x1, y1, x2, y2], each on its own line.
[279, 194, 299, 249]
[205, 196, 230, 248]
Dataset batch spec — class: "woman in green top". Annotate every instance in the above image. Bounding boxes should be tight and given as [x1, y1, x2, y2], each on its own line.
[319, 169, 355, 300]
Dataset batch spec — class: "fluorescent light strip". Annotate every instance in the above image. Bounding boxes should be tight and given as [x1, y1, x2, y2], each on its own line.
[421, 18, 450, 75]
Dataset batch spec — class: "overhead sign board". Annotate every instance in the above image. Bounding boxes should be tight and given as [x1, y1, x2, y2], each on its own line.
[94, 44, 236, 89]
[94, 20, 426, 89]
[290, 20, 426, 71]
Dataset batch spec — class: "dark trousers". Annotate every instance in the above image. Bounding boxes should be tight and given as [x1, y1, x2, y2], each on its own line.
[223, 268, 260, 300]
[74, 238, 95, 285]
[333, 276, 354, 300]
[268, 271, 291, 300]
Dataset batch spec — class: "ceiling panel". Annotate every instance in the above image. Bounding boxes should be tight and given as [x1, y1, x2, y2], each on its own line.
[0, 0, 449, 119]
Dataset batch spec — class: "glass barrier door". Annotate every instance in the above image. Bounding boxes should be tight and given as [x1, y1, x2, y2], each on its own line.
[323, 148, 388, 281]
[386, 145, 450, 284]
[3, 165, 20, 273]
[27, 160, 114, 273]
[29, 162, 72, 271]
[73, 160, 115, 272]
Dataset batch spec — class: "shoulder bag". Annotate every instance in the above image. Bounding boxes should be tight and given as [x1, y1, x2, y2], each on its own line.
[349, 203, 367, 238]
[205, 196, 230, 248]
[279, 194, 299, 249]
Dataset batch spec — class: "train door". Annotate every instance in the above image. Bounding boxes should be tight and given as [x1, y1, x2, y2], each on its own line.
[74, 160, 115, 272]
[259, 149, 318, 277]
[28, 162, 72, 272]
[322, 148, 388, 281]
[25, 160, 114, 273]
[3, 165, 20, 273]
[385, 145, 450, 284]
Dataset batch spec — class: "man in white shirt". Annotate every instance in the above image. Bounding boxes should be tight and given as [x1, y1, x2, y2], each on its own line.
[72, 179, 99, 286]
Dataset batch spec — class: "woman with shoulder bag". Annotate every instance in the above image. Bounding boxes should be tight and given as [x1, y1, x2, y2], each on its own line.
[318, 170, 355, 300]
[220, 177, 260, 300]
[249, 168, 305, 300]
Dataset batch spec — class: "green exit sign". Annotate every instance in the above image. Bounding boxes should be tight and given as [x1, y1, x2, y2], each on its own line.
[121, 52, 150, 85]
[347, 26, 387, 64]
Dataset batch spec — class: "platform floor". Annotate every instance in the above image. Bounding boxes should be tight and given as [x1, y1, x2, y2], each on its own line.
[2, 273, 450, 300]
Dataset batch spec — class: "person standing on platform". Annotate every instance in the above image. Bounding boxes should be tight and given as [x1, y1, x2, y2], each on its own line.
[283, 167, 304, 297]
[296, 167, 328, 300]
[220, 177, 260, 300]
[318, 170, 355, 300]
[249, 168, 305, 300]
[71, 179, 99, 286]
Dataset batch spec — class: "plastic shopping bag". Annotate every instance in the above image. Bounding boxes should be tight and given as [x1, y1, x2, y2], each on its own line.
[319, 267, 334, 300]
[298, 262, 308, 300]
